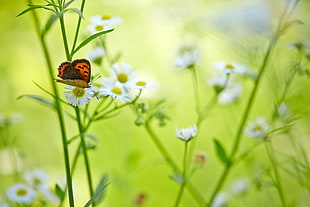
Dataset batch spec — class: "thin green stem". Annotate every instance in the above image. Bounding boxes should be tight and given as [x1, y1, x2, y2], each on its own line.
[26, 1, 74, 206]
[206, 32, 280, 207]
[174, 141, 189, 207]
[265, 142, 287, 207]
[144, 122, 205, 206]
[190, 67, 202, 122]
[59, 15, 71, 61]
[70, 0, 86, 55]
[75, 107, 94, 203]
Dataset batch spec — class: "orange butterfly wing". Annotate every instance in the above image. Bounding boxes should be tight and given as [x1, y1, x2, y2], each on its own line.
[57, 59, 91, 88]
[71, 59, 91, 83]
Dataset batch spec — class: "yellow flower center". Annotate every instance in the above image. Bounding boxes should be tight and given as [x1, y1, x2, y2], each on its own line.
[253, 125, 262, 131]
[101, 14, 111, 20]
[136, 81, 146, 86]
[73, 87, 86, 98]
[225, 64, 235, 70]
[111, 87, 122, 95]
[95, 25, 104, 31]
[117, 73, 128, 83]
[16, 189, 27, 196]
[33, 177, 41, 185]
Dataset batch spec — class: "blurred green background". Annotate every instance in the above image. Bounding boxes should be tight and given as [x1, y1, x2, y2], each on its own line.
[1, 0, 310, 206]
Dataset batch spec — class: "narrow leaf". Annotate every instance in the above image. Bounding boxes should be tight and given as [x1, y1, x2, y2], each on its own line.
[72, 29, 114, 56]
[64, 0, 75, 8]
[17, 94, 55, 109]
[213, 139, 231, 165]
[17, 5, 54, 17]
[84, 175, 110, 207]
[64, 8, 84, 19]
[55, 184, 65, 201]
[42, 12, 63, 36]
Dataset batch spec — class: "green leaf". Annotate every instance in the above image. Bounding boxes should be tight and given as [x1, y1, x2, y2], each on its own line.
[64, 8, 84, 19]
[72, 29, 114, 56]
[55, 184, 65, 201]
[213, 139, 231, 166]
[17, 94, 55, 109]
[64, 0, 76, 8]
[17, 5, 55, 17]
[84, 175, 110, 207]
[42, 12, 63, 36]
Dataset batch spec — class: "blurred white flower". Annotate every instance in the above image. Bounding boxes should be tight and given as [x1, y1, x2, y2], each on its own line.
[87, 47, 105, 63]
[23, 169, 48, 188]
[7, 183, 36, 204]
[64, 85, 94, 107]
[208, 75, 228, 94]
[99, 78, 131, 103]
[245, 117, 269, 138]
[40, 187, 60, 205]
[214, 61, 247, 75]
[132, 79, 156, 90]
[0, 112, 22, 124]
[175, 125, 198, 142]
[90, 14, 123, 26]
[211, 192, 229, 207]
[0, 203, 10, 207]
[218, 84, 242, 105]
[230, 178, 250, 195]
[88, 23, 114, 35]
[174, 47, 200, 70]
[277, 102, 291, 119]
[110, 62, 137, 89]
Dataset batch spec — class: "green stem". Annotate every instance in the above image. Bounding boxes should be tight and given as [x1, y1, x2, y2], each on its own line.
[75, 107, 94, 202]
[190, 66, 202, 122]
[265, 142, 287, 207]
[206, 32, 280, 207]
[144, 122, 205, 205]
[27, 1, 74, 206]
[59, 14, 71, 61]
[70, 0, 86, 55]
[174, 141, 189, 207]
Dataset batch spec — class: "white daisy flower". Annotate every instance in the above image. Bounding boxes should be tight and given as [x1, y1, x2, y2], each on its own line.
[87, 47, 105, 64]
[207, 75, 228, 93]
[218, 84, 242, 105]
[0, 203, 10, 207]
[64, 85, 94, 107]
[7, 183, 36, 204]
[174, 47, 200, 70]
[230, 178, 250, 195]
[132, 79, 156, 90]
[88, 22, 114, 35]
[99, 78, 131, 103]
[175, 125, 198, 142]
[211, 192, 229, 207]
[23, 169, 48, 188]
[110, 62, 137, 89]
[245, 117, 270, 138]
[90, 14, 123, 26]
[214, 61, 247, 75]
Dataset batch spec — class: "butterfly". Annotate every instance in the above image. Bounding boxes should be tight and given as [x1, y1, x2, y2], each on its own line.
[57, 59, 91, 88]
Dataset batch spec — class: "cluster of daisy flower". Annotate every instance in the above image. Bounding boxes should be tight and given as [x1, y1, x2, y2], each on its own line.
[2, 169, 60, 206]
[64, 62, 155, 107]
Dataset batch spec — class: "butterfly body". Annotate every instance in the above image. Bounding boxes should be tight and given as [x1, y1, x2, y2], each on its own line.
[57, 59, 91, 88]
